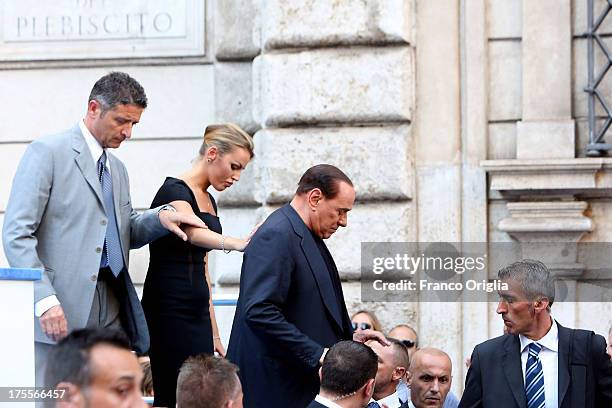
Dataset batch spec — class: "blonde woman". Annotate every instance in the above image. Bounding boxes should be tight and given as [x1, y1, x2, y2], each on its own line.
[351, 309, 383, 332]
[141, 123, 254, 408]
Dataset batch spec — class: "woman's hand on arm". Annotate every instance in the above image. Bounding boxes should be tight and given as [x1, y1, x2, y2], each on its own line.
[231, 221, 264, 251]
[214, 337, 226, 357]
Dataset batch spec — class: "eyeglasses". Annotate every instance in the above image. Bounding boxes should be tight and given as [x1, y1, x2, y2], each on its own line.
[351, 322, 372, 331]
[400, 339, 416, 349]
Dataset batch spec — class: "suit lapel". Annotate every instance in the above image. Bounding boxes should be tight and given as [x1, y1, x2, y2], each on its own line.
[282, 205, 344, 331]
[502, 334, 528, 408]
[72, 128, 104, 208]
[557, 322, 571, 406]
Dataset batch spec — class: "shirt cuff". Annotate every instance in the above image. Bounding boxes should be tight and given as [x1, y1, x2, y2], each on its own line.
[35, 295, 60, 317]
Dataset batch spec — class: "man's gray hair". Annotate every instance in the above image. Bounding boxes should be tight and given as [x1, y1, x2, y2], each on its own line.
[88, 71, 147, 111]
[498, 259, 555, 309]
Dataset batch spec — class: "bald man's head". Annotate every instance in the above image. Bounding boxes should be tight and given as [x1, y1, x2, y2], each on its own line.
[408, 348, 452, 408]
[389, 324, 418, 358]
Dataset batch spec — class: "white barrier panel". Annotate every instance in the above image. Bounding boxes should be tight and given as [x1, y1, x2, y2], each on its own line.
[0, 267, 40, 408]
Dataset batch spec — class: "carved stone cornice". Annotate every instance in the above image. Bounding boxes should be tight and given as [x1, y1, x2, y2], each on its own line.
[481, 158, 612, 197]
[482, 159, 600, 279]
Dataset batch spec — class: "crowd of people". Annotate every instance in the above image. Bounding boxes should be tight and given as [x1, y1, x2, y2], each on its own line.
[3, 72, 612, 408]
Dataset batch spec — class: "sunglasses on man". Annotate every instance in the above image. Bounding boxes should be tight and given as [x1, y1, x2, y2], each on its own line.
[399, 339, 416, 348]
[351, 322, 372, 331]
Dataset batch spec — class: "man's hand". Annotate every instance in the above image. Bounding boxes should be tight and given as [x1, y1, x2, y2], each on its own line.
[40, 305, 68, 342]
[159, 210, 207, 241]
[353, 329, 390, 347]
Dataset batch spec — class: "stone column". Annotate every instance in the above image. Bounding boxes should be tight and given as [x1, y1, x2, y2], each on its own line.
[213, 0, 261, 133]
[461, 0, 490, 389]
[248, 0, 417, 330]
[414, 0, 462, 391]
[210, 0, 263, 345]
[516, 0, 575, 159]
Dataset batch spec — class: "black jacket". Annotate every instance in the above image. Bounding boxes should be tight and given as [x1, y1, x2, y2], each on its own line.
[227, 204, 353, 408]
[459, 322, 612, 407]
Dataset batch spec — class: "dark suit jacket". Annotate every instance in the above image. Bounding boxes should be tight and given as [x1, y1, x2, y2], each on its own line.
[227, 204, 354, 408]
[306, 401, 328, 408]
[459, 323, 612, 407]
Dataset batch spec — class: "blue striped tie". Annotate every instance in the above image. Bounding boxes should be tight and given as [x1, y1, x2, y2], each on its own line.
[525, 342, 546, 408]
[98, 151, 124, 277]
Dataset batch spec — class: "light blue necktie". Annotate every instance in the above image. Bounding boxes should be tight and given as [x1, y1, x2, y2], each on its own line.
[525, 342, 546, 408]
[367, 402, 381, 408]
[98, 151, 124, 277]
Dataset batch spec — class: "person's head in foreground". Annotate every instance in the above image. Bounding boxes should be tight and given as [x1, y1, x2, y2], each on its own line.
[176, 354, 242, 408]
[45, 328, 145, 408]
[317, 341, 378, 408]
[292, 164, 355, 239]
[408, 348, 452, 408]
[496, 259, 555, 340]
[368, 338, 409, 401]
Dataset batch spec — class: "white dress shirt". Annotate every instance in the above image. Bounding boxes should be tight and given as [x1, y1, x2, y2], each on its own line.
[34, 120, 108, 317]
[314, 394, 344, 408]
[370, 390, 402, 408]
[519, 318, 559, 408]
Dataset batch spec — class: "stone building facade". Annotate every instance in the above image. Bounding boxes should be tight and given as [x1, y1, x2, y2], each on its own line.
[1, 0, 611, 392]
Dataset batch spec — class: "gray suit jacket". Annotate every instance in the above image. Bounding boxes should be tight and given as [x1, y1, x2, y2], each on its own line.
[2, 124, 167, 353]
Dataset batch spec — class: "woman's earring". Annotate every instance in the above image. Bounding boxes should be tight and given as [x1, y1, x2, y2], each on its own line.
[207, 158, 212, 163]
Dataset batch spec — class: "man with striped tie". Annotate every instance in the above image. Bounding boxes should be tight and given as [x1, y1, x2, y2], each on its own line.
[459, 260, 612, 408]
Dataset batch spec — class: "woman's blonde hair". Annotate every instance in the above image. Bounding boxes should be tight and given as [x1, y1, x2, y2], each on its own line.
[199, 123, 254, 159]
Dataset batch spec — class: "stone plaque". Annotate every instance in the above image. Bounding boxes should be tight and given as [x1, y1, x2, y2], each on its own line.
[0, 0, 205, 61]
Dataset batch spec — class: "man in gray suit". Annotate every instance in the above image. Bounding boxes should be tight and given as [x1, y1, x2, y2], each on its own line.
[2, 71, 206, 386]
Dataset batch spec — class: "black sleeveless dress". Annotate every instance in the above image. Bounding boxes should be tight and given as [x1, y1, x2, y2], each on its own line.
[141, 177, 222, 408]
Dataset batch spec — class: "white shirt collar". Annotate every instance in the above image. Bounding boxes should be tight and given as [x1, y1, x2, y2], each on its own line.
[371, 390, 402, 408]
[79, 119, 106, 165]
[314, 394, 344, 408]
[519, 317, 559, 353]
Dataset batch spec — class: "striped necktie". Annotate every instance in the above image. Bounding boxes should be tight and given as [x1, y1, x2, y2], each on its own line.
[525, 342, 545, 408]
[98, 151, 124, 276]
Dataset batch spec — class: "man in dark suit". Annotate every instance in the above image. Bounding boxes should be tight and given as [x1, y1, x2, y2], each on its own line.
[227, 164, 387, 408]
[308, 341, 377, 408]
[459, 259, 612, 408]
